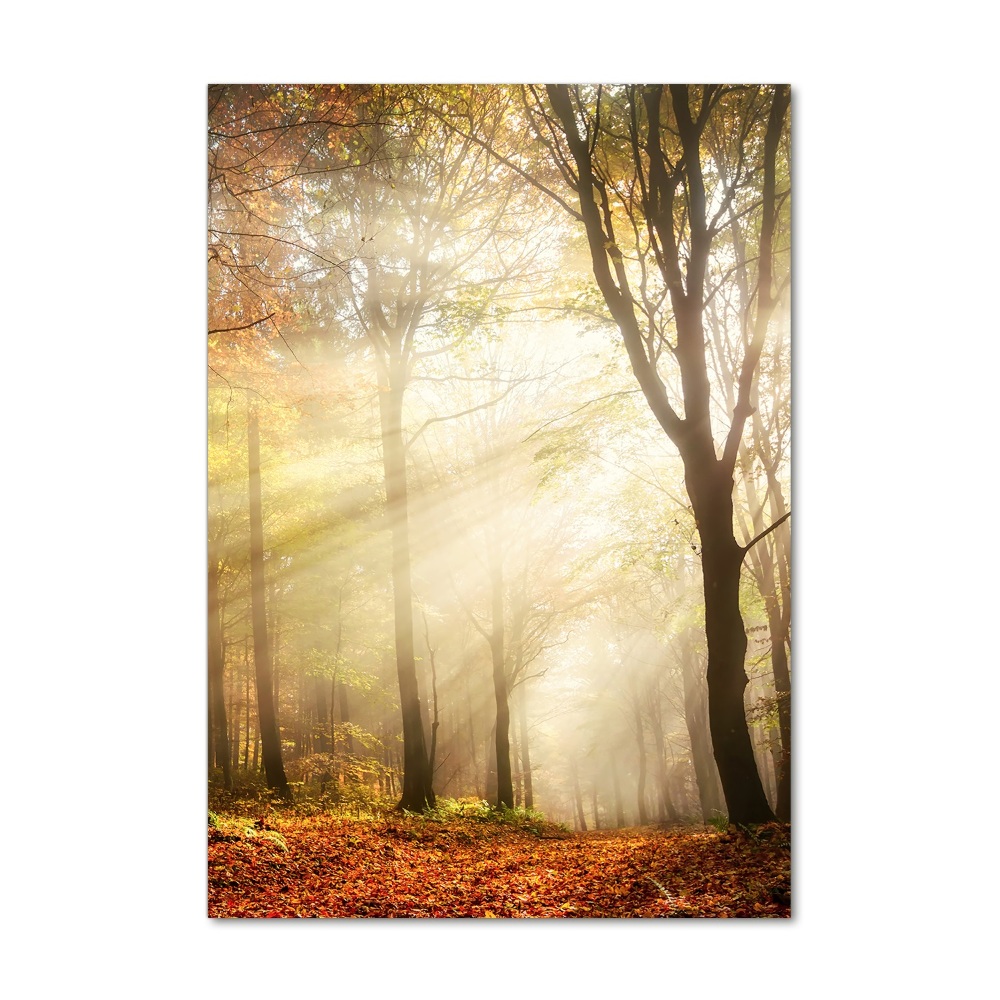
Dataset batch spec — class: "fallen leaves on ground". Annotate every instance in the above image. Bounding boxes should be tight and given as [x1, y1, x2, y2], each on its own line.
[208, 814, 790, 918]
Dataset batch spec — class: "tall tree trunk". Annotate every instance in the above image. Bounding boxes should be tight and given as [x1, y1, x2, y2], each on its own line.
[229, 648, 239, 770]
[571, 762, 587, 832]
[770, 527, 792, 821]
[378, 378, 433, 811]
[591, 784, 601, 830]
[634, 702, 649, 825]
[611, 755, 626, 828]
[269, 580, 281, 729]
[489, 556, 514, 808]
[314, 676, 329, 753]
[207, 536, 233, 791]
[692, 470, 772, 823]
[511, 722, 522, 807]
[422, 611, 441, 783]
[247, 407, 290, 797]
[485, 722, 497, 804]
[244, 668, 251, 771]
[544, 84, 785, 825]
[739, 449, 792, 822]
[680, 632, 724, 820]
[467, 686, 481, 799]
[339, 680, 353, 754]
[517, 685, 534, 810]
[649, 694, 680, 822]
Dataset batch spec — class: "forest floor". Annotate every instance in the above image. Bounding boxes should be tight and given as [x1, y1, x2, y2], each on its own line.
[208, 807, 790, 918]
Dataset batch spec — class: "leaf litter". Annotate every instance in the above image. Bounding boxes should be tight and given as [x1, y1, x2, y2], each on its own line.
[208, 814, 790, 918]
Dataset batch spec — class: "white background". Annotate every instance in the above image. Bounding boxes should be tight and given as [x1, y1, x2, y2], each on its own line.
[3, 3, 996, 996]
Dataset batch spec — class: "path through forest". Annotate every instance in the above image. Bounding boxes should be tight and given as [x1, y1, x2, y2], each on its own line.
[209, 812, 790, 917]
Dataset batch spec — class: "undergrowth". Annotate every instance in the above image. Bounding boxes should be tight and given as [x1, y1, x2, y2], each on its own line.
[208, 783, 567, 840]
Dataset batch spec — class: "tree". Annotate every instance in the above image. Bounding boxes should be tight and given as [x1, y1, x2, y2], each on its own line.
[207, 85, 792, 829]
[208, 493, 233, 793]
[316, 86, 541, 810]
[526, 84, 789, 824]
[247, 403, 290, 796]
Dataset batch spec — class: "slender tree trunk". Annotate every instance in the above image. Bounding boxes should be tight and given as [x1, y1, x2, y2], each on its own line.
[422, 613, 441, 782]
[339, 681, 353, 754]
[769, 529, 792, 821]
[740, 466, 791, 822]
[571, 762, 587, 832]
[649, 695, 680, 822]
[312, 676, 328, 753]
[517, 685, 534, 810]
[611, 755, 626, 828]
[634, 702, 649, 825]
[468, 687, 481, 800]
[680, 636, 724, 820]
[208, 538, 233, 791]
[244, 668, 251, 771]
[591, 784, 601, 830]
[511, 722, 522, 807]
[270, 581, 281, 728]
[489, 556, 514, 808]
[229, 648, 239, 770]
[247, 407, 290, 797]
[378, 378, 433, 811]
[485, 723, 497, 804]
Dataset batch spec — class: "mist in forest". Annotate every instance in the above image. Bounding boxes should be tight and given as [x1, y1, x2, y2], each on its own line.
[208, 83, 790, 831]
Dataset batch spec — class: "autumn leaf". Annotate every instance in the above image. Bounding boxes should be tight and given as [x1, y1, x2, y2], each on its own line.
[208, 814, 790, 919]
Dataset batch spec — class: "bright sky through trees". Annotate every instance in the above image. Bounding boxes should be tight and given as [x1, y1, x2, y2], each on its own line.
[208, 83, 790, 837]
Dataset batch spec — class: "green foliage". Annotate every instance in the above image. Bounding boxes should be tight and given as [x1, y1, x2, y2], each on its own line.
[424, 796, 492, 821]
[423, 798, 565, 837]
[708, 810, 730, 834]
[747, 691, 782, 730]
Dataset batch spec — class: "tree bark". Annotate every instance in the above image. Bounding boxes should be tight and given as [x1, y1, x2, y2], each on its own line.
[517, 684, 534, 810]
[634, 701, 649, 825]
[680, 637, 724, 821]
[339, 680, 354, 755]
[485, 722, 497, 804]
[313, 676, 329, 753]
[543, 84, 785, 825]
[244, 667, 251, 771]
[489, 556, 514, 808]
[423, 614, 441, 783]
[229, 648, 239, 770]
[611, 755, 626, 828]
[571, 762, 588, 832]
[649, 692, 680, 822]
[247, 407, 290, 797]
[692, 464, 772, 823]
[207, 537, 233, 792]
[378, 376, 434, 811]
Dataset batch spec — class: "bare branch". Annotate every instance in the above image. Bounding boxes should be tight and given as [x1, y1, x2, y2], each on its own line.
[208, 312, 275, 336]
[740, 510, 791, 558]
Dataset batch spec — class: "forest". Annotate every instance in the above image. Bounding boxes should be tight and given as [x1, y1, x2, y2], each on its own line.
[207, 83, 791, 918]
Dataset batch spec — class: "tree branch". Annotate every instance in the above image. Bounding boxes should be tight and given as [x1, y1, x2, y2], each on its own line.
[405, 381, 521, 453]
[208, 312, 275, 336]
[740, 510, 791, 558]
